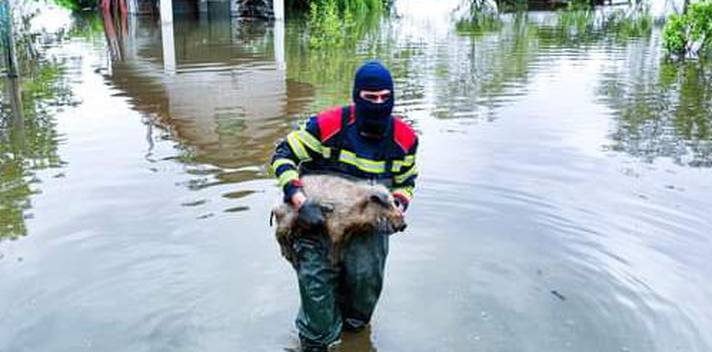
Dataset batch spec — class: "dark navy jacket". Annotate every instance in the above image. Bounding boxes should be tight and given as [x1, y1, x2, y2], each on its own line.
[270, 105, 418, 209]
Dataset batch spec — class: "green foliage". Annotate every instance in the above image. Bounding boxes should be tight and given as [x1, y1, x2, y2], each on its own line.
[1, 6, 73, 240]
[687, 0, 712, 55]
[21, 65, 65, 100]
[663, 0, 712, 58]
[306, 0, 385, 49]
[340, 0, 384, 14]
[286, 4, 391, 110]
[67, 13, 105, 41]
[663, 14, 687, 55]
[290, 0, 386, 12]
[557, 8, 596, 35]
[308, 0, 343, 48]
[496, 0, 528, 12]
[568, 0, 593, 11]
[52, 0, 96, 11]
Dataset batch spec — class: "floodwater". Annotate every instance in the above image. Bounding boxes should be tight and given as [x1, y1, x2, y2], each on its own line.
[1, 1, 711, 351]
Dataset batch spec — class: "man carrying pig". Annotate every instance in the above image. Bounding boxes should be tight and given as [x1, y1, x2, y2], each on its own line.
[270, 60, 418, 352]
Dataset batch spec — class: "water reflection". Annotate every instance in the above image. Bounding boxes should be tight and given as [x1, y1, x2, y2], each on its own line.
[0, 62, 73, 240]
[99, 12, 314, 188]
[101, 6, 128, 62]
[1, 3, 711, 352]
[439, 13, 538, 120]
[598, 43, 712, 166]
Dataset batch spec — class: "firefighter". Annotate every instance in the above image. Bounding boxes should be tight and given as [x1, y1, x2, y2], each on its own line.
[270, 60, 418, 352]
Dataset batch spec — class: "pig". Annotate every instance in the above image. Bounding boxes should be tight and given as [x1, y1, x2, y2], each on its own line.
[270, 174, 407, 265]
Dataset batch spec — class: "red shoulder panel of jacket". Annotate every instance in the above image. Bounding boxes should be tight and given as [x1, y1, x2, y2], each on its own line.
[316, 106, 343, 142]
[393, 116, 417, 152]
[316, 105, 356, 142]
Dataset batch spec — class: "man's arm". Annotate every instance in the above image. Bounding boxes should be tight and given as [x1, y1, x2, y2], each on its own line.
[391, 138, 418, 211]
[270, 117, 326, 205]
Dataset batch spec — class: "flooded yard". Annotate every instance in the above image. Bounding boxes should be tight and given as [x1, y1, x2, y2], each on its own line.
[1, 1, 711, 351]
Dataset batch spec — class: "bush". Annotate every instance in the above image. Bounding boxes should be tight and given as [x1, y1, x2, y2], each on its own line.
[308, 0, 343, 48]
[53, 0, 96, 11]
[663, 0, 712, 58]
[663, 14, 687, 55]
[306, 0, 385, 49]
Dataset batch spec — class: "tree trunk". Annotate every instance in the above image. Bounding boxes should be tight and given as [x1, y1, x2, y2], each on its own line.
[1, 0, 18, 77]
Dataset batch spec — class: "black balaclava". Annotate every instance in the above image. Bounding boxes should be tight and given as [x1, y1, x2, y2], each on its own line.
[352, 61, 394, 137]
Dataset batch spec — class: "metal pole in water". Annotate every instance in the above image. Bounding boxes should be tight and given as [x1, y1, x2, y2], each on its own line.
[273, 0, 284, 21]
[274, 17, 285, 70]
[160, 0, 175, 74]
[160, 0, 173, 23]
[127, 0, 138, 14]
[126, 11, 137, 60]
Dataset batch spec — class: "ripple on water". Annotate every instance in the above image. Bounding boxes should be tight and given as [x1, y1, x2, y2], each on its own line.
[406, 171, 710, 350]
[3, 3, 712, 352]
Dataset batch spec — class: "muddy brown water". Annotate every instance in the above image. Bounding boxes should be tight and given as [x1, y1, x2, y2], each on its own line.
[1, 1, 711, 351]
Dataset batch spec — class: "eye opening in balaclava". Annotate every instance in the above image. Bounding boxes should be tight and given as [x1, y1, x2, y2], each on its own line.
[352, 60, 394, 137]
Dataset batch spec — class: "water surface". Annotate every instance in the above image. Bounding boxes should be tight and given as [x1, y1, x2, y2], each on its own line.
[1, 2, 711, 351]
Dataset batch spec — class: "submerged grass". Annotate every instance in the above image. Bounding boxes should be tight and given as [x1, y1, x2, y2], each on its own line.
[555, 5, 653, 41]
[455, 5, 503, 36]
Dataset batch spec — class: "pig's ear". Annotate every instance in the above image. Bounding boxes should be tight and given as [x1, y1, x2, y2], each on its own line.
[369, 192, 390, 207]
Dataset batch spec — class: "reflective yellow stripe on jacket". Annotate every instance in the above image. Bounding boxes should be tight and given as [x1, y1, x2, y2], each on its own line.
[287, 132, 311, 161]
[277, 169, 300, 187]
[286, 129, 333, 160]
[284, 128, 417, 179]
[338, 150, 386, 174]
[270, 158, 296, 175]
[394, 165, 418, 184]
[391, 154, 416, 172]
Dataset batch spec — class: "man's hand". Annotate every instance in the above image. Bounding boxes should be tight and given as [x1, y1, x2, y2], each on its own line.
[291, 191, 307, 210]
